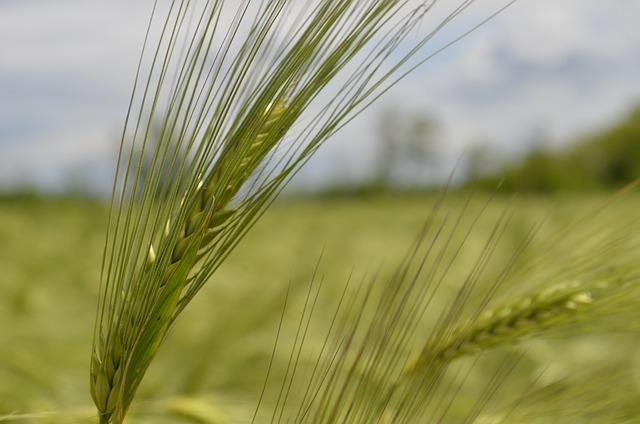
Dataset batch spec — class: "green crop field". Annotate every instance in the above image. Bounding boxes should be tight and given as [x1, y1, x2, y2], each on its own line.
[1, 194, 639, 423]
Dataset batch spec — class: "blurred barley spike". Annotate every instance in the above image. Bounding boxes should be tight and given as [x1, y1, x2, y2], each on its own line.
[406, 276, 633, 369]
[89, 0, 517, 422]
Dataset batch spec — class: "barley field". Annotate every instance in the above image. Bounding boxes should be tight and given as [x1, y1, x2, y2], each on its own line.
[1, 193, 639, 423]
[2, 0, 639, 421]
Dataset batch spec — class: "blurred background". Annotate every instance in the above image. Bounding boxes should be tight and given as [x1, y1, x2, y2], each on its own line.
[2, 0, 640, 422]
[2, 0, 640, 195]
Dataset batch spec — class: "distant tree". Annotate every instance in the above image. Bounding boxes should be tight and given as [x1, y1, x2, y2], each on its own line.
[466, 141, 499, 182]
[469, 105, 640, 192]
[375, 107, 439, 189]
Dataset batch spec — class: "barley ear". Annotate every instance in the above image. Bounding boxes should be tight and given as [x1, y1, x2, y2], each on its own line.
[405, 277, 629, 374]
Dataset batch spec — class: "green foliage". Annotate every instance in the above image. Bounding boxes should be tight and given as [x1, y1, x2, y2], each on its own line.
[473, 106, 640, 192]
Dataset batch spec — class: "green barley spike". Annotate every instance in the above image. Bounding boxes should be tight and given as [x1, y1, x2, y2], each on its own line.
[406, 279, 622, 374]
[90, 99, 287, 423]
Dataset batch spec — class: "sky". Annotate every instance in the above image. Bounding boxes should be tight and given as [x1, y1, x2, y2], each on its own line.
[1, 0, 639, 193]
